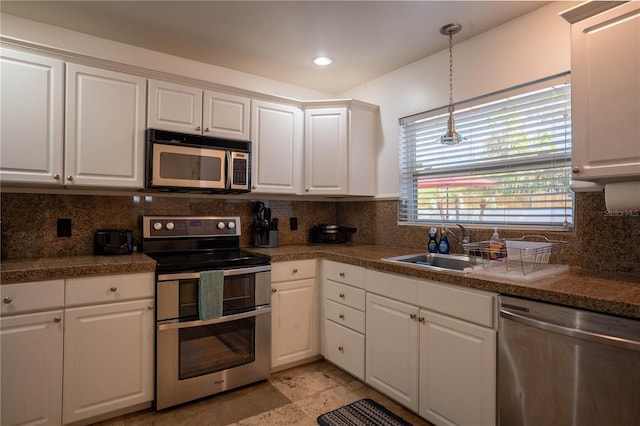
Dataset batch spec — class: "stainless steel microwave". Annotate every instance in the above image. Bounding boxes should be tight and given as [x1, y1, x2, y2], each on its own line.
[145, 129, 251, 193]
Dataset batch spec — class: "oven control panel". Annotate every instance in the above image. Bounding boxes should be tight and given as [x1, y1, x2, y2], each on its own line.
[143, 216, 241, 238]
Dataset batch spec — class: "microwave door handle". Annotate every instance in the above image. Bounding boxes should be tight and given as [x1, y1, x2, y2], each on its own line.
[226, 151, 232, 190]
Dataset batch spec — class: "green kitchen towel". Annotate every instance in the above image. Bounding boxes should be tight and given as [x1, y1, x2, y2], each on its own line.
[199, 270, 224, 320]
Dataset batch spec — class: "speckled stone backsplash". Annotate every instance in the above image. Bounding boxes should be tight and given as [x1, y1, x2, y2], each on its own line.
[0, 193, 336, 259]
[337, 193, 640, 275]
[2, 192, 638, 275]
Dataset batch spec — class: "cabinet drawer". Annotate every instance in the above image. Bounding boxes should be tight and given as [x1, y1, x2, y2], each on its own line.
[1, 280, 65, 315]
[324, 319, 365, 380]
[325, 299, 365, 333]
[323, 260, 365, 288]
[324, 280, 365, 311]
[65, 273, 154, 306]
[271, 259, 316, 282]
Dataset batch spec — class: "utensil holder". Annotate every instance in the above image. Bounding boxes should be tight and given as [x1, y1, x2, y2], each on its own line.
[255, 229, 279, 248]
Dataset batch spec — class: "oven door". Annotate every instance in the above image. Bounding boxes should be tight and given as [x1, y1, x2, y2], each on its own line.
[149, 141, 227, 190]
[155, 266, 271, 410]
[156, 306, 271, 410]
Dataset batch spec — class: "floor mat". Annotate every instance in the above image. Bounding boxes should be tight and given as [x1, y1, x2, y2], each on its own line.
[317, 398, 413, 426]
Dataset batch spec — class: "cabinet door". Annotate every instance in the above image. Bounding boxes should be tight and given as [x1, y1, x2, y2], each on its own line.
[419, 309, 496, 426]
[0, 50, 64, 185]
[1, 311, 63, 426]
[63, 299, 154, 424]
[203, 90, 250, 140]
[148, 79, 203, 134]
[65, 64, 146, 188]
[271, 278, 319, 368]
[251, 100, 303, 194]
[365, 293, 419, 411]
[571, 2, 640, 181]
[304, 107, 348, 195]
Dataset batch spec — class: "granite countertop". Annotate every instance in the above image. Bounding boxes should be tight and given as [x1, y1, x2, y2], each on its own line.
[2, 245, 639, 319]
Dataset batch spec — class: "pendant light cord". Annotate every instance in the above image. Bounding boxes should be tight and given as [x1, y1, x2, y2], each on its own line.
[448, 31, 454, 114]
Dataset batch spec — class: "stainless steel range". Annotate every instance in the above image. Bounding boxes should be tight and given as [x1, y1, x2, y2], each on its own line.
[142, 216, 271, 410]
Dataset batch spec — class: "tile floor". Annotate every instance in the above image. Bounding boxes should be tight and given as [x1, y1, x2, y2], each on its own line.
[94, 360, 434, 425]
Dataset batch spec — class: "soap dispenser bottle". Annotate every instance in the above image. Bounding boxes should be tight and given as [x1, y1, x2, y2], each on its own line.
[428, 227, 438, 253]
[489, 228, 503, 260]
[437, 226, 450, 254]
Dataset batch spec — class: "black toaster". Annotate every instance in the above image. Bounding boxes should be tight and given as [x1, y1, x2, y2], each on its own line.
[94, 229, 133, 255]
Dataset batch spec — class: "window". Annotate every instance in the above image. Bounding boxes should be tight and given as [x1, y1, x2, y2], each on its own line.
[399, 74, 573, 230]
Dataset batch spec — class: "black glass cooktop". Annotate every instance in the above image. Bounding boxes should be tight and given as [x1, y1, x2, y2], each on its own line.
[148, 249, 270, 273]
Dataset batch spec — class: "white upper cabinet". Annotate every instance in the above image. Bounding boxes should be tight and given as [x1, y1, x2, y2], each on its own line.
[148, 80, 250, 140]
[203, 91, 250, 140]
[304, 101, 377, 196]
[564, 2, 640, 182]
[251, 100, 303, 194]
[0, 49, 64, 185]
[147, 80, 203, 134]
[66, 64, 146, 188]
[304, 107, 348, 195]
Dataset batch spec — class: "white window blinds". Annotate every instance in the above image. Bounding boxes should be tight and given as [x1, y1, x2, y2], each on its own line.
[399, 74, 573, 230]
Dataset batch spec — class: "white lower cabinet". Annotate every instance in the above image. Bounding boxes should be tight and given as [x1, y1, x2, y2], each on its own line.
[1, 310, 64, 426]
[270, 260, 319, 369]
[365, 293, 419, 411]
[0, 273, 154, 426]
[364, 269, 497, 426]
[62, 299, 154, 424]
[419, 310, 496, 426]
[321, 260, 366, 380]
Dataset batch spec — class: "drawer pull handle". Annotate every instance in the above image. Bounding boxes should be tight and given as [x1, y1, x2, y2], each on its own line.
[110, 287, 117, 292]
[339, 272, 345, 278]
[338, 346, 344, 352]
[339, 293, 345, 299]
[339, 314, 345, 319]
[53, 317, 62, 323]
[272, 288, 277, 293]
[410, 314, 417, 320]
[293, 268, 298, 273]
[418, 317, 426, 324]
[3, 297, 12, 304]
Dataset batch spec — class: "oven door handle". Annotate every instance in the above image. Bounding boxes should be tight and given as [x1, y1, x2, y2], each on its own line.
[157, 265, 271, 281]
[157, 305, 271, 331]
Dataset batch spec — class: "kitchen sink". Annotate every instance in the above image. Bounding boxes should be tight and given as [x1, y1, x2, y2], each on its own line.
[382, 252, 475, 273]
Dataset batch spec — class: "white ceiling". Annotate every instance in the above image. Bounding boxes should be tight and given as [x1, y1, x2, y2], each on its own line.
[0, 1, 550, 94]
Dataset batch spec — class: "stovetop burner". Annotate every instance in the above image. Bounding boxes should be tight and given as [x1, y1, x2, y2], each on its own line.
[142, 215, 270, 272]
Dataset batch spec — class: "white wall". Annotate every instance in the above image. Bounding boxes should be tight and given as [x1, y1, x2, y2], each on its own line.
[0, 13, 332, 101]
[340, 2, 576, 198]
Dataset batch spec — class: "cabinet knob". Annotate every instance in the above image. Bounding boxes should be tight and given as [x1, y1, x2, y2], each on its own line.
[339, 314, 345, 320]
[572, 167, 580, 173]
[338, 346, 344, 352]
[3, 297, 12, 304]
[418, 317, 426, 323]
[272, 288, 277, 293]
[196, 126, 201, 131]
[110, 287, 117, 292]
[339, 272, 345, 278]
[292, 268, 298, 274]
[53, 317, 62, 323]
[53, 174, 61, 180]
[410, 313, 417, 320]
[67, 175, 73, 181]
[252, 185, 257, 189]
[339, 293, 345, 299]
[148, 304, 154, 310]
[204, 127, 210, 132]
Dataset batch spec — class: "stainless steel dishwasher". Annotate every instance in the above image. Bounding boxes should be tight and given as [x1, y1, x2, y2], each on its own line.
[498, 295, 640, 426]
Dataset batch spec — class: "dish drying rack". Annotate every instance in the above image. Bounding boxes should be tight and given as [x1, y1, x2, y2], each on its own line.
[463, 235, 568, 275]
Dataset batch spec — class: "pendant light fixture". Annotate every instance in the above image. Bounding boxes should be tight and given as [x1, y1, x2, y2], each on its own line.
[439, 23, 465, 145]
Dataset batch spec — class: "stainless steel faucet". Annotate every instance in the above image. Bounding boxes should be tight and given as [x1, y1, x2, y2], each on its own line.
[444, 224, 471, 245]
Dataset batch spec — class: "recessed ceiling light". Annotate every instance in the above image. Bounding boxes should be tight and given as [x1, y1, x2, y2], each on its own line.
[313, 56, 333, 66]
